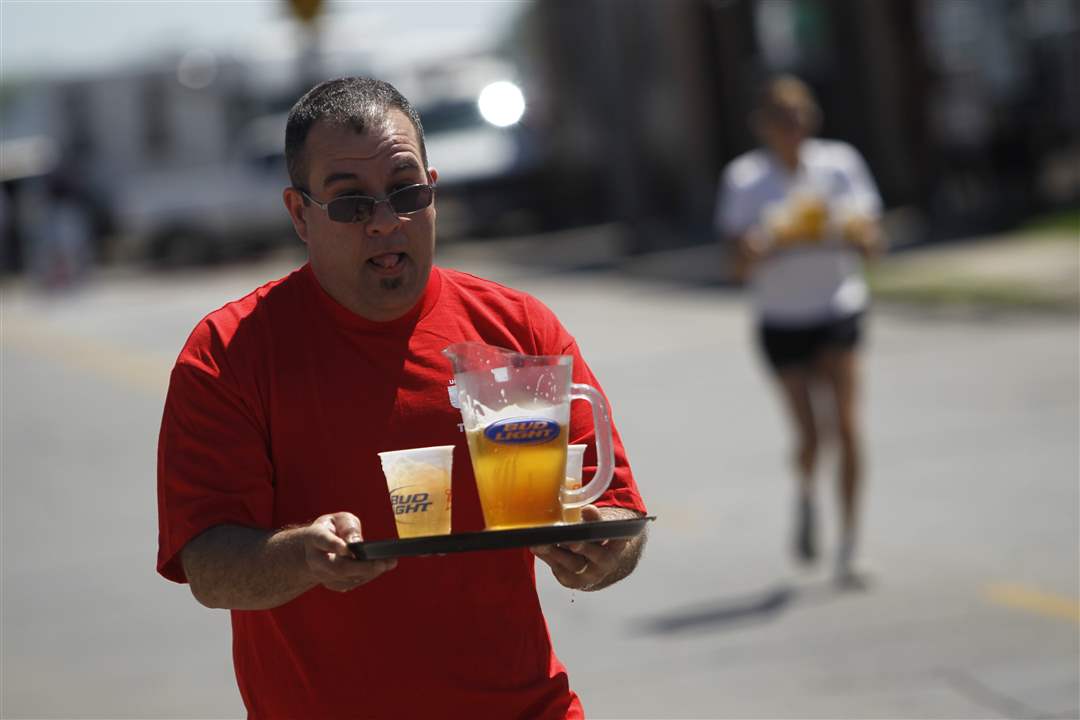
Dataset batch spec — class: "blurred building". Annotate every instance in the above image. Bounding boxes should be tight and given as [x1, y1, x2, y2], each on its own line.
[1, 51, 299, 271]
[3, 0, 1075, 274]
[524, 0, 1080, 252]
[0, 6, 541, 272]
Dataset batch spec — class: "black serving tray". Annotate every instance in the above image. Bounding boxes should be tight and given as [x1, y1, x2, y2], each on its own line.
[349, 516, 654, 561]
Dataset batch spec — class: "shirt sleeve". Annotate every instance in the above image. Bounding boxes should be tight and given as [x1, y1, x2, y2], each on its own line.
[715, 162, 756, 239]
[523, 295, 648, 516]
[837, 144, 884, 219]
[156, 321, 274, 583]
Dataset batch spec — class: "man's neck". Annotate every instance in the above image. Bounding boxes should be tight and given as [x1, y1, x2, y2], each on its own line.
[775, 148, 800, 173]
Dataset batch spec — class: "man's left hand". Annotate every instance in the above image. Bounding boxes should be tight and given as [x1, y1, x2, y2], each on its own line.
[841, 215, 886, 258]
[530, 506, 645, 591]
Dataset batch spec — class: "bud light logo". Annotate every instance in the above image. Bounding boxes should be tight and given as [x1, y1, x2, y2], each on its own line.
[391, 490, 433, 515]
[484, 418, 560, 445]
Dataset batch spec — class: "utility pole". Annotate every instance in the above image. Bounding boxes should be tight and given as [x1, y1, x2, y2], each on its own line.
[285, 0, 324, 92]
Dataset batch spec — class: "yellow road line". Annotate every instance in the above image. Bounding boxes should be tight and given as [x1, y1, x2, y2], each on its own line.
[2, 316, 171, 397]
[985, 583, 1080, 624]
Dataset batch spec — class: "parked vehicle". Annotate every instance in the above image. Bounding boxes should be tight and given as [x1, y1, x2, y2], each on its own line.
[112, 113, 295, 265]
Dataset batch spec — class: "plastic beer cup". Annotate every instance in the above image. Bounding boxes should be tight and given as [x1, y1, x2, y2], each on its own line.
[378, 445, 454, 539]
[562, 444, 588, 524]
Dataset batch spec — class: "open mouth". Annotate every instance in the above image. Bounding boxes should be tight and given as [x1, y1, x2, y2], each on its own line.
[368, 253, 406, 273]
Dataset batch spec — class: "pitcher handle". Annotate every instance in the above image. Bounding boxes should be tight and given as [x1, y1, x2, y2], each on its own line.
[562, 383, 615, 509]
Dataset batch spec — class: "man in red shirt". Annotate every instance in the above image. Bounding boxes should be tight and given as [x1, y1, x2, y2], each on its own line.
[157, 77, 647, 718]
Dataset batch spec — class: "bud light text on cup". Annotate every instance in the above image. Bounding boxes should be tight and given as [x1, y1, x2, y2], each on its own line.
[391, 492, 432, 515]
[484, 418, 560, 445]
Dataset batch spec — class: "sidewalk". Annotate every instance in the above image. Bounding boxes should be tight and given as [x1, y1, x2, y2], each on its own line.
[868, 230, 1078, 313]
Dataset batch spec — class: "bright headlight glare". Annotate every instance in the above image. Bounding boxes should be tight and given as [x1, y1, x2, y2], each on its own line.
[478, 81, 525, 127]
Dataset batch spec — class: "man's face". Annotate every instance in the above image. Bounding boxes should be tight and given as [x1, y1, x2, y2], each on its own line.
[283, 110, 438, 321]
[758, 102, 812, 157]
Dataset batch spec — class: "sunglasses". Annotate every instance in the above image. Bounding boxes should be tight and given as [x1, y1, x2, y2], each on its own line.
[298, 183, 435, 223]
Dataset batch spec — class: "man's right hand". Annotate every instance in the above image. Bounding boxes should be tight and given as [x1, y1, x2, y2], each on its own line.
[731, 225, 774, 283]
[181, 516, 397, 610]
[302, 512, 397, 593]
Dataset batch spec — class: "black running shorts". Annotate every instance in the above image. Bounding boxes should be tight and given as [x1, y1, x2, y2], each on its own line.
[759, 313, 863, 372]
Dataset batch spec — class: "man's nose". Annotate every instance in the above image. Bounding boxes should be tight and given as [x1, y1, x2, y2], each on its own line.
[365, 199, 403, 236]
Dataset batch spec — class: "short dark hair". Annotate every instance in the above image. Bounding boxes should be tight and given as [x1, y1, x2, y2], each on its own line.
[284, 77, 427, 189]
[753, 74, 822, 134]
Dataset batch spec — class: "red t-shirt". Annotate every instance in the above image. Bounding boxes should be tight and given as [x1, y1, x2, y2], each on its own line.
[157, 264, 646, 719]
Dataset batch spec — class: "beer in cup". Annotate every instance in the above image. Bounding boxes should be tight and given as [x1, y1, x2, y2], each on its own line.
[562, 444, 588, 524]
[763, 187, 829, 246]
[378, 445, 454, 538]
[464, 415, 568, 528]
[788, 190, 828, 241]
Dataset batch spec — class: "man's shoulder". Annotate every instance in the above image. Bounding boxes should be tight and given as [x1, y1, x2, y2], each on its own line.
[433, 267, 563, 342]
[723, 149, 771, 190]
[437, 267, 537, 308]
[805, 138, 864, 170]
[183, 265, 305, 353]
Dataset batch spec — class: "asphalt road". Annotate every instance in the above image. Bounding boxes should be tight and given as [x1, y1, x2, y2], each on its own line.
[2, 247, 1077, 719]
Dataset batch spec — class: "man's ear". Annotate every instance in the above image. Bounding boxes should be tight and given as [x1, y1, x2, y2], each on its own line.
[283, 187, 308, 244]
[427, 167, 439, 185]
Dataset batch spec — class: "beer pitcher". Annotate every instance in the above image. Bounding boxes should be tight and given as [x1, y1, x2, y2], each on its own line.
[443, 342, 614, 529]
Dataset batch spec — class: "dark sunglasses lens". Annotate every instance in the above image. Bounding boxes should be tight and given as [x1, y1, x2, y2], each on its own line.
[327, 197, 374, 223]
[389, 185, 434, 214]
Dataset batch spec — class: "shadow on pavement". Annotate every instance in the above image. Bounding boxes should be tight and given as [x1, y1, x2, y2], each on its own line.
[633, 579, 861, 635]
